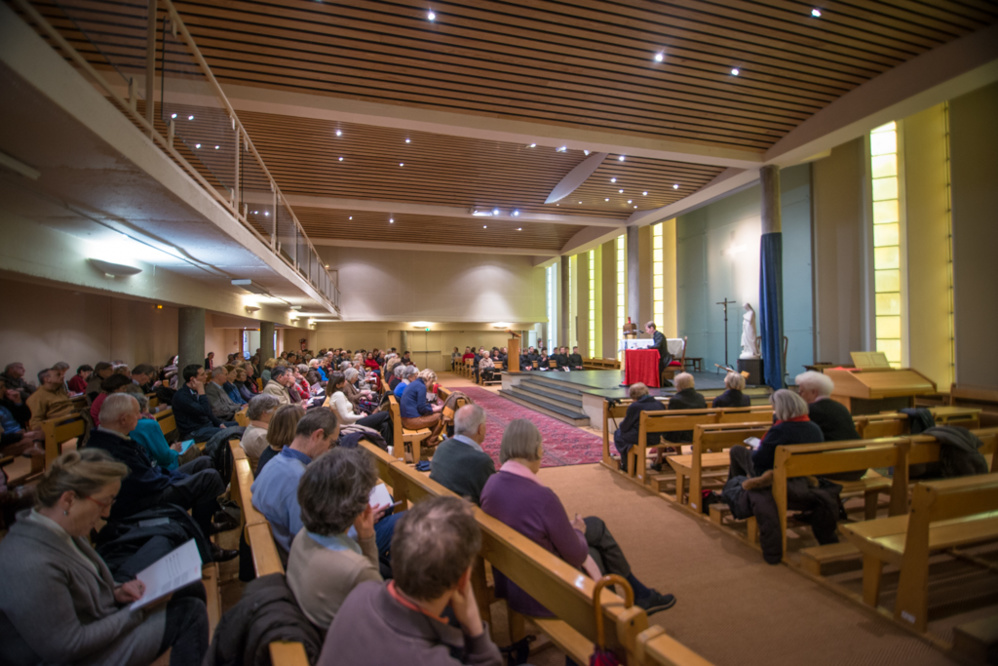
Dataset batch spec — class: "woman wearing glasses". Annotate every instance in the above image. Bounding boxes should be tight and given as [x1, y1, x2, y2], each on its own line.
[0, 449, 209, 665]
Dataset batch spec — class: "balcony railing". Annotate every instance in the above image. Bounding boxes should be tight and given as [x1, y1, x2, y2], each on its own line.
[13, 0, 340, 312]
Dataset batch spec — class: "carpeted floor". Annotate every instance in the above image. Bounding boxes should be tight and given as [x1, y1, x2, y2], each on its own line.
[446, 384, 603, 467]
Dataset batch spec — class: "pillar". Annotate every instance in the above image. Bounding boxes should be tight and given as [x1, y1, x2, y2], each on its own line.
[259, 320, 275, 366]
[759, 165, 784, 389]
[178, 307, 205, 373]
[401, 331, 409, 354]
[560, 257, 571, 348]
[627, 225, 640, 325]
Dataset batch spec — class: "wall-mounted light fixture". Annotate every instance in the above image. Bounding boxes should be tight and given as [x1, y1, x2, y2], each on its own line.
[245, 305, 261, 315]
[89, 258, 142, 278]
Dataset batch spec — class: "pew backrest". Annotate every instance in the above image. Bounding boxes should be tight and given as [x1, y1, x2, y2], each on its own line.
[155, 408, 176, 438]
[41, 413, 87, 467]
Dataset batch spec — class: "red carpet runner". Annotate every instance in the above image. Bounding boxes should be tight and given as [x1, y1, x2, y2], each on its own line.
[447, 385, 603, 468]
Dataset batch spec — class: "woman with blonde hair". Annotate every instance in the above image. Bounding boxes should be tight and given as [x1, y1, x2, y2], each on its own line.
[399, 368, 444, 445]
[481, 419, 674, 617]
[255, 404, 305, 475]
[0, 449, 209, 665]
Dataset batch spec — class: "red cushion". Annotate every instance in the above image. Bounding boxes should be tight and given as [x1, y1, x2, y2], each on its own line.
[668, 360, 682, 366]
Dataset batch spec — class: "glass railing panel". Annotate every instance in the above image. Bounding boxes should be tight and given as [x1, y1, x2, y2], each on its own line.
[158, 14, 235, 201]
[240, 142, 273, 243]
[276, 198, 297, 266]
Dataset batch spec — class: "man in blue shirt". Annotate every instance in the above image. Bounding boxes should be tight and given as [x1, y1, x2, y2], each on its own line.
[399, 369, 444, 445]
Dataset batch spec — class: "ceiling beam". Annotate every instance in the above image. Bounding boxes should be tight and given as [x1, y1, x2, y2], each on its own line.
[311, 237, 558, 258]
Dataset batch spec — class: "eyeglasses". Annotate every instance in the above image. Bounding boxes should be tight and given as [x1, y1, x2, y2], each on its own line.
[84, 495, 116, 510]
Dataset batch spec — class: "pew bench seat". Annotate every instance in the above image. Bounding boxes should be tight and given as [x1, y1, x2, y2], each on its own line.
[798, 541, 863, 576]
[666, 452, 731, 504]
[530, 616, 593, 665]
[837, 472, 893, 520]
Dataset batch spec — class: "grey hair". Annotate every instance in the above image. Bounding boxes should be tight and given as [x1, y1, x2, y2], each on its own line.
[344, 367, 359, 381]
[405, 365, 420, 379]
[211, 366, 228, 379]
[454, 405, 486, 437]
[298, 448, 377, 535]
[270, 365, 290, 380]
[724, 372, 746, 391]
[247, 393, 280, 420]
[795, 371, 834, 398]
[628, 382, 649, 400]
[394, 365, 407, 379]
[132, 392, 149, 412]
[674, 372, 695, 391]
[297, 364, 309, 373]
[499, 418, 543, 464]
[771, 389, 809, 421]
[99, 393, 138, 425]
[340, 361, 352, 371]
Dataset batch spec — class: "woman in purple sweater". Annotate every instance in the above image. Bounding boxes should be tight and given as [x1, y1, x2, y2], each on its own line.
[480, 419, 675, 618]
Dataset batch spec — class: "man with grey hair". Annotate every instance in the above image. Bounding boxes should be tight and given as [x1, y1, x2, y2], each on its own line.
[205, 366, 240, 421]
[795, 370, 865, 481]
[430, 404, 495, 505]
[262, 365, 293, 406]
[88, 393, 238, 561]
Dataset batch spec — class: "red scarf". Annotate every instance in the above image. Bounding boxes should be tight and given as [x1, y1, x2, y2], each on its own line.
[773, 415, 811, 427]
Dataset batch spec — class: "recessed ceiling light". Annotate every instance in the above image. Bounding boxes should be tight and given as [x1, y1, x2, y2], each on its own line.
[427, 9, 436, 21]
[335, 129, 342, 137]
[811, 8, 821, 17]
[618, 155, 625, 162]
[338, 156, 344, 161]
[348, 216, 353, 220]
[492, 208, 500, 216]
[642, 191, 648, 196]
[583, 149, 591, 156]
[264, 211, 269, 216]
[188, 115, 194, 120]
[405, 138, 411, 143]
[610, 177, 616, 183]
[399, 162, 404, 167]
[528, 143, 536, 148]
[627, 200, 632, 204]
[578, 201, 582, 204]
[618, 189, 624, 193]
[604, 198, 609, 202]
[195, 143, 201, 149]
[731, 68, 740, 76]
[483, 225, 487, 229]
[634, 205, 638, 209]
[170, 113, 177, 119]
[556, 146, 567, 152]
[517, 227, 522, 231]
[215, 145, 220, 149]
[252, 210, 258, 214]
[673, 184, 679, 189]
[512, 209, 520, 217]
[654, 51, 665, 63]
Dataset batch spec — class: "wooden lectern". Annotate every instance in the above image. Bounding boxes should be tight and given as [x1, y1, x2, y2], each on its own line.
[507, 334, 520, 373]
[824, 367, 936, 415]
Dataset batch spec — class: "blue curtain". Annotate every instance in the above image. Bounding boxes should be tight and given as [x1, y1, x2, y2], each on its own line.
[759, 232, 784, 390]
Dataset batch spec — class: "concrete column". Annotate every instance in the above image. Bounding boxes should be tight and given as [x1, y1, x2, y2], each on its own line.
[400, 331, 409, 354]
[560, 257, 571, 347]
[759, 164, 784, 389]
[761, 165, 782, 235]
[259, 320, 275, 366]
[627, 225, 640, 324]
[178, 306, 205, 372]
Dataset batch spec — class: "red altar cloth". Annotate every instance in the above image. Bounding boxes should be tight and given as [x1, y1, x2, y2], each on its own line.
[625, 349, 660, 388]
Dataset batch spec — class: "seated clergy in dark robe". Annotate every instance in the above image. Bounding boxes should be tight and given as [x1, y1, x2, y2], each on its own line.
[795, 371, 865, 481]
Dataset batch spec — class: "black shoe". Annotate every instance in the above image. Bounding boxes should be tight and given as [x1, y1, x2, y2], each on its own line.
[211, 510, 240, 534]
[636, 591, 676, 615]
[618, 459, 628, 473]
[649, 462, 663, 473]
[210, 543, 239, 562]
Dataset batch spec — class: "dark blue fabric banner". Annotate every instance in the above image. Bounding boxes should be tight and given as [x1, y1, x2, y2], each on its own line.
[759, 232, 784, 390]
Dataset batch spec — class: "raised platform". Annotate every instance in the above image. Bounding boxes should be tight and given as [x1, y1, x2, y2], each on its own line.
[500, 369, 772, 426]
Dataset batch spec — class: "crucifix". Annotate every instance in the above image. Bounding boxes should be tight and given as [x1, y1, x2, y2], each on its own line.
[715, 298, 737, 370]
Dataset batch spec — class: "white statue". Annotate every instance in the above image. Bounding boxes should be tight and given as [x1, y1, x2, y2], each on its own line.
[740, 303, 760, 359]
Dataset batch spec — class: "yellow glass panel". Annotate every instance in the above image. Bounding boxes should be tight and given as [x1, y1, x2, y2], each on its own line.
[877, 316, 901, 339]
[653, 275, 663, 288]
[870, 131, 897, 156]
[872, 177, 898, 201]
[875, 292, 901, 315]
[874, 246, 900, 269]
[653, 236, 662, 250]
[653, 288, 663, 301]
[872, 121, 897, 132]
[871, 155, 897, 178]
[873, 200, 899, 224]
[652, 249, 663, 263]
[877, 339, 902, 364]
[873, 223, 899, 248]
[875, 269, 900, 292]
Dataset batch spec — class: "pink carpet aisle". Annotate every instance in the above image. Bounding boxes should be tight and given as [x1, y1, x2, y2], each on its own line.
[448, 385, 603, 467]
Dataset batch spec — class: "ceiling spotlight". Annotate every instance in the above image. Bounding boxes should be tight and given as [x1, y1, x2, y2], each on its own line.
[512, 209, 520, 217]
[811, 8, 821, 17]
[673, 183, 679, 189]
[556, 146, 567, 152]
[610, 177, 616, 183]
[578, 201, 582, 204]
[389, 217, 394, 223]
[187, 115, 194, 120]
[195, 143, 201, 149]
[399, 162, 404, 167]
[627, 200, 632, 204]
[170, 113, 177, 119]
[634, 205, 638, 209]
[214, 145, 220, 150]
[264, 211, 270, 216]
[483, 225, 487, 229]
[427, 9, 436, 21]
[348, 216, 353, 220]
[338, 156, 344, 161]
[642, 191, 648, 196]
[654, 51, 665, 63]
[516, 227, 522, 231]
[405, 138, 411, 143]
[618, 189, 623, 193]
[335, 129, 342, 137]
[528, 143, 536, 148]
[604, 198, 609, 202]
[583, 149, 591, 156]
[618, 155, 625, 161]
[493, 208, 500, 216]
[731, 68, 740, 76]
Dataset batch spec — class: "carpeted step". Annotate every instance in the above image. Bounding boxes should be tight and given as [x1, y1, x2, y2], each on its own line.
[519, 376, 586, 399]
[498, 389, 590, 427]
[514, 383, 584, 409]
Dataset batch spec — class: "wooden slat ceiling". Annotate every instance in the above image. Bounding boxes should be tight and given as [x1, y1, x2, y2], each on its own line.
[26, 0, 998, 255]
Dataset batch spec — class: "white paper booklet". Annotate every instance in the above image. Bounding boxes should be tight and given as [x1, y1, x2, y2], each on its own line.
[131, 538, 204, 610]
[369, 482, 393, 508]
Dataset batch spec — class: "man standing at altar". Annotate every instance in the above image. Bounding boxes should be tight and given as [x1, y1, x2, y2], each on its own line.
[645, 321, 673, 386]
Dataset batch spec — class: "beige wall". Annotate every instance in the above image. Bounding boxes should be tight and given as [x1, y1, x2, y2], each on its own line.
[811, 137, 870, 364]
[317, 246, 547, 323]
[950, 82, 998, 387]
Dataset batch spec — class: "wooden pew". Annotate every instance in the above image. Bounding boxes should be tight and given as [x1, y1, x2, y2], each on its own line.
[155, 408, 176, 438]
[949, 384, 998, 427]
[681, 422, 772, 511]
[361, 443, 710, 666]
[41, 413, 87, 468]
[840, 471, 998, 633]
[386, 394, 434, 463]
[600, 399, 636, 470]
[227, 441, 309, 666]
